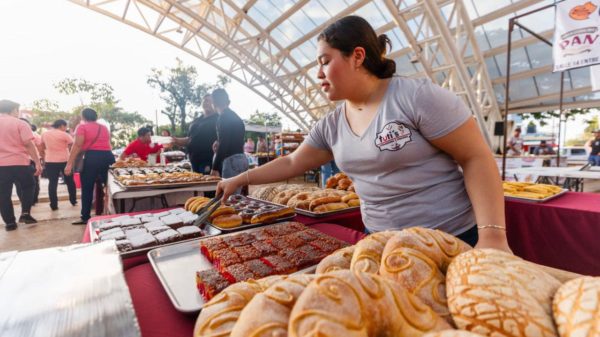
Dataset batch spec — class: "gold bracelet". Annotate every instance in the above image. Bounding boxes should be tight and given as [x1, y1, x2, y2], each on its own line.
[245, 170, 251, 186]
[477, 225, 506, 231]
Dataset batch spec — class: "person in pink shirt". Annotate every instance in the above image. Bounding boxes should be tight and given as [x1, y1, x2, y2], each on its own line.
[64, 108, 114, 224]
[42, 119, 77, 210]
[0, 100, 41, 231]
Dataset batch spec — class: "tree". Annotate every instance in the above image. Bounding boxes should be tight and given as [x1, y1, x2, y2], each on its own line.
[53, 78, 150, 148]
[31, 99, 74, 128]
[522, 108, 591, 127]
[147, 58, 230, 135]
[245, 110, 282, 127]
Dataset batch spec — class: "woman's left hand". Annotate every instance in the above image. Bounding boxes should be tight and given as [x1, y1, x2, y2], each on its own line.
[475, 230, 513, 253]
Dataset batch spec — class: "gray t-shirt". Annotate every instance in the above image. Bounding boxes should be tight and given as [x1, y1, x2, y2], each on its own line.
[305, 76, 475, 235]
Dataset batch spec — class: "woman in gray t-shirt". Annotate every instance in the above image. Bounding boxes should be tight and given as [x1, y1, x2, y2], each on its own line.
[217, 16, 510, 252]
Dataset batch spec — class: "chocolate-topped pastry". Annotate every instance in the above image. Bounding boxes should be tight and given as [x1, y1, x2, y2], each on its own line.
[129, 232, 156, 249]
[115, 239, 133, 252]
[177, 226, 203, 240]
[261, 254, 295, 274]
[240, 209, 256, 224]
[196, 269, 231, 300]
[246, 202, 262, 210]
[259, 205, 277, 212]
[227, 194, 246, 203]
[223, 263, 254, 283]
[223, 232, 255, 247]
[154, 229, 181, 244]
[251, 240, 278, 255]
[252, 228, 273, 241]
[233, 245, 261, 261]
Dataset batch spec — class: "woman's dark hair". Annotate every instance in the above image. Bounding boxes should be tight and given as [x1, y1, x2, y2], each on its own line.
[137, 127, 152, 137]
[81, 107, 98, 121]
[318, 16, 396, 79]
[52, 119, 68, 129]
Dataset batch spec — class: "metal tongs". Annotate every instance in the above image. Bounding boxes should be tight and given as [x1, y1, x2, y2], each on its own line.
[193, 192, 223, 227]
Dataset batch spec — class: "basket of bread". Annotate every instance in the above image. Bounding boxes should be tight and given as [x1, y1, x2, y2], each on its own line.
[193, 226, 591, 337]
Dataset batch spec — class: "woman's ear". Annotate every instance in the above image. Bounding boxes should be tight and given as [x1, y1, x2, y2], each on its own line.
[352, 46, 366, 69]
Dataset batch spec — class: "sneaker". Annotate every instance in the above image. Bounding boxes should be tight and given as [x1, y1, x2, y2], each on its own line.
[51, 206, 59, 211]
[18, 214, 37, 224]
[5, 223, 17, 231]
[72, 219, 87, 225]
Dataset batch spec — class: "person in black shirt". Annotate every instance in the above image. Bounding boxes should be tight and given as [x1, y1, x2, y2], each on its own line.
[210, 89, 248, 189]
[172, 94, 218, 174]
[586, 129, 600, 166]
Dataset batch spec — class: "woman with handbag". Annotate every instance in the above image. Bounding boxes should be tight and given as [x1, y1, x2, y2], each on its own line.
[64, 108, 114, 225]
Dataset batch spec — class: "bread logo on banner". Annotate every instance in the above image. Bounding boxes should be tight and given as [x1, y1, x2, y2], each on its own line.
[569, 2, 597, 20]
[375, 121, 412, 152]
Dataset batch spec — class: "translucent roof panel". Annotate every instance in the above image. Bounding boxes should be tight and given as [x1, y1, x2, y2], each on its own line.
[75, 0, 599, 130]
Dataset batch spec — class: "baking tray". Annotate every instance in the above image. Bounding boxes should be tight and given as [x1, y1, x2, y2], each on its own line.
[247, 196, 360, 218]
[111, 172, 220, 190]
[147, 226, 317, 313]
[504, 188, 568, 203]
[89, 220, 222, 258]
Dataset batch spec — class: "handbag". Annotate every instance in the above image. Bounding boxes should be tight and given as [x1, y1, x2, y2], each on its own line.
[74, 125, 102, 173]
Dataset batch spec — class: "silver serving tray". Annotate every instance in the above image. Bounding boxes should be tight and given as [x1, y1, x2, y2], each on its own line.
[247, 196, 360, 218]
[89, 220, 222, 259]
[504, 188, 568, 203]
[148, 225, 316, 313]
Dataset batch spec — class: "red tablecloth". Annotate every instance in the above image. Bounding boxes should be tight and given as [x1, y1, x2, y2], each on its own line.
[125, 223, 366, 337]
[506, 191, 600, 276]
[294, 209, 365, 232]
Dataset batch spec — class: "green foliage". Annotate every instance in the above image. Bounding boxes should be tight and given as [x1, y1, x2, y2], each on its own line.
[31, 99, 74, 128]
[245, 110, 282, 126]
[48, 78, 150, 148]
[522, 108, 591, 127]
[147, 58, 230, 134]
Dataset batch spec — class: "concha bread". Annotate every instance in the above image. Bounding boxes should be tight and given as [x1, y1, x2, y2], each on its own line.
[194, 275, 286, 337]
[289, 270, 451, 337]
[552, 276, 600, 337]
[350, 231, 396, 274]
[379, 227, 471, 323]
[446, 249, 561, 337]
[423, 330, 486, 337]
[231, 274, 315, 337]
[316, 245, 355, 274]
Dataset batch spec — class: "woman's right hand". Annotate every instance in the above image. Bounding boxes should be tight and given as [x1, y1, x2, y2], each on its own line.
[64, 163, 73, 176]
[216, 175, 243, 201]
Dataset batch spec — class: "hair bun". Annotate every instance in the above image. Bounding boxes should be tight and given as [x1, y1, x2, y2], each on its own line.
[378, 58, 396, 78]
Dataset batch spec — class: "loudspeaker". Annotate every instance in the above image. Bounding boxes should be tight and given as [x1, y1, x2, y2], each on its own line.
[494, 121, 505, 136]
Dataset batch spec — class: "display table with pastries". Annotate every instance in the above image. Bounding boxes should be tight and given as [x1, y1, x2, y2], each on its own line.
[118, 223, 366, 337]
[106, 173, 218, 214]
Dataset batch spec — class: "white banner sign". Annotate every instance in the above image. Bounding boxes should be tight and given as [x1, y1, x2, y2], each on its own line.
[554, 0, 600, 72]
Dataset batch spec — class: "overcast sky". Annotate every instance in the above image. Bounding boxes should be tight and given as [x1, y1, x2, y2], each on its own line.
[0, 0, 283, 127]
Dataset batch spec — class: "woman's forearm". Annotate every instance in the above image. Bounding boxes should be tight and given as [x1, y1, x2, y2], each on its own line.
[461, 155, 505, 227]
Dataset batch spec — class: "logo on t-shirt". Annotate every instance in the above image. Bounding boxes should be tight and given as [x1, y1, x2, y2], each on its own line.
[375, 121, 412, 151]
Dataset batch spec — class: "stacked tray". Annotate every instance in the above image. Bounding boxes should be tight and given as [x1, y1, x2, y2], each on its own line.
[148, 221, 348, 312]
[89, 208, 221, 258]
